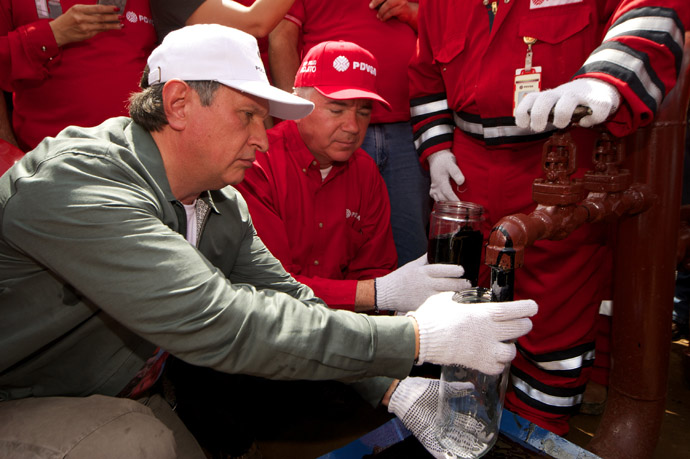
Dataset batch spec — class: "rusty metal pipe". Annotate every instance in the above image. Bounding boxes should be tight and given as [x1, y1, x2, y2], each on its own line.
[588, 33, 690, 458]
[676, 205, 690, 270]
[485, 186, 651, 272]
[580, 184, 655, 224]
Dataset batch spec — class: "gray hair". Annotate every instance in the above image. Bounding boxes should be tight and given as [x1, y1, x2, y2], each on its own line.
[128, 66, 222, 132]
[293, 86, 316, 100]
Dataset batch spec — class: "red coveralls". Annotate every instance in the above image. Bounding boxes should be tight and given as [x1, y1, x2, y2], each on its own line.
[409, 0, 689, 434]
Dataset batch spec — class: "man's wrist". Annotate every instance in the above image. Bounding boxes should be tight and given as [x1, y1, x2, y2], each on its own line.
[381, 379, 400, 407]
[355, 279, 376, 312]
[410, 316, 420, 362]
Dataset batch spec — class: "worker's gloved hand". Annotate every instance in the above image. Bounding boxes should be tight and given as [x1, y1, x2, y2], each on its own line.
[375, 254, 471, 312]
[515, 77, 621, 132]
[387, 377, 475, 459]
[427, 149, 464, 202]
[408, 292, 538, 374]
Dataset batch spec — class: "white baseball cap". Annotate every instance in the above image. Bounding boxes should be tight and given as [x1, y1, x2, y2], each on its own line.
[147, 24, 314, 120]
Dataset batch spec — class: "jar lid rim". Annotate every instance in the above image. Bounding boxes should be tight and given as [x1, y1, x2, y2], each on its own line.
[434, 200, 485, 213]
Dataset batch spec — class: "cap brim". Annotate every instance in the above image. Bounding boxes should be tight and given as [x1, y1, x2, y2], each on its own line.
[314, 87, 392, 110]
[221, 80, 314, 120]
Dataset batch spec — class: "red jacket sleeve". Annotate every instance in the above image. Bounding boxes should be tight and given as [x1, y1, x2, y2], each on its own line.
[407, 0, 454, 165]
[575, 0, 689, 136]
[0, 1, 60, 91]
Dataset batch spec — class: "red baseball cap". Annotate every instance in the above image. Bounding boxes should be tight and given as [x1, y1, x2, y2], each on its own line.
[294, 41, 391, 110]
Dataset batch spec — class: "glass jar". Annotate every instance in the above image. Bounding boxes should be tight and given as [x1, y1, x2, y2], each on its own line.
[427, 201, 484, 286]
[434, 287, 510, 459]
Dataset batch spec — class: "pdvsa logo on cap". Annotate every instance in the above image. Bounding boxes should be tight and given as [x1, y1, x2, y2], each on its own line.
[333, 56, 350, 72]
[353, 61, 376, 76]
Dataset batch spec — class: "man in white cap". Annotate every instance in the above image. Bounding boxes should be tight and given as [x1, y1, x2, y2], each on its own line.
[0, 24, 537, 459]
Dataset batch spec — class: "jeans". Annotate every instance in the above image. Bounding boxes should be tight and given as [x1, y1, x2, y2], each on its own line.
[361, 122, 431, 267]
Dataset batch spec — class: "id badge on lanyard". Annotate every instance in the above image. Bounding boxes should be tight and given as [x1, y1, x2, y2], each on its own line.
[513, 37, 542, 115]
[35, 0, 62, 18]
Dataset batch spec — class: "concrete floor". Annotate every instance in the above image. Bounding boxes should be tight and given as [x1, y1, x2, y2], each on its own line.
[256, 338, 690, 458]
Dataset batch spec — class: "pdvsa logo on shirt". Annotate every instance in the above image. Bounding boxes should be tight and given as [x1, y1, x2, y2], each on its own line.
[530, 0, 583, 8]
[125, 11, 154, 25]
[345, 209, 361, 221]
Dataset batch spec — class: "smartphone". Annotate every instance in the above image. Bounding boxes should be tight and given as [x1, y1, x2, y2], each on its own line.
[98, 0, 127, 11]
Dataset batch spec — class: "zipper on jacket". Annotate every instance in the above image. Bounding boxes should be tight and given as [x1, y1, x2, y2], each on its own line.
[196, 199, 212, 246]
[483, 0, 497, 31]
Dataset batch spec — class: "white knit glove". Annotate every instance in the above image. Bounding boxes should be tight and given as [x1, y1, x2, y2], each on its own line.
[387, 377, 475, 459]
[408, 292, 537, 374]
[515, 77, 621, 132]
[427, 149, 464, 202]
[375, 254, 471, 313]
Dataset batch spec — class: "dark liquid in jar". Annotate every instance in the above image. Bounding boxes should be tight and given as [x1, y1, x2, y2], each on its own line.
[427, 227, 483, 286]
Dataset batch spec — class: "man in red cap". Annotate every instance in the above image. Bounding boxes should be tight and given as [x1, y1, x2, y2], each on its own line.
[269, 0, 427, 270]
[235, 40, 469, 313]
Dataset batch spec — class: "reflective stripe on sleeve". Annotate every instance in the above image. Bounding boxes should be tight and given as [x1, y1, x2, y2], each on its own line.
[580, 43, 664, 111]
[413, 120, 454, 151]
[410, 93, 450, 121]
[605, 7, 685, 71]
[576, 7, 685, 113]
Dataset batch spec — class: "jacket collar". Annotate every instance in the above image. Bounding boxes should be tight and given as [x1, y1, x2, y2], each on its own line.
[281, 120, 355, 173]
[128, 122, 219, 214]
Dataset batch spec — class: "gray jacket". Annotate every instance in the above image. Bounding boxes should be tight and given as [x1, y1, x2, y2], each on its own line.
[0, 117, 414, 402]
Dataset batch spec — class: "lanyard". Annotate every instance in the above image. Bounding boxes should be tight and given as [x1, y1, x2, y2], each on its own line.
[35, 0, 62, 19]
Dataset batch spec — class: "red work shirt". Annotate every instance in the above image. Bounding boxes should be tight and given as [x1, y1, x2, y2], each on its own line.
[284, 0, 417, 124]
[236, 120, 397, 310]
[0, 0, 156, 151]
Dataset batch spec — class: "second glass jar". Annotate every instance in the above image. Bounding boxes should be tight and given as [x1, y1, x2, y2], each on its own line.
[427, 201, 485, 286]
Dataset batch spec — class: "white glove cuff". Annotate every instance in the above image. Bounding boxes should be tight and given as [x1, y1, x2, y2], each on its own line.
[374, 277, 395, 310]
[427, 149, 454, 168]
[602, 80, 621, 114]
[408, 310, 447, 365]
[388, 378, 438, 416]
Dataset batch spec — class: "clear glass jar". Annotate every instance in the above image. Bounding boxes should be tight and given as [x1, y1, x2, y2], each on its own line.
[435, 287, 510, 459]
[427, 201, 484, 286]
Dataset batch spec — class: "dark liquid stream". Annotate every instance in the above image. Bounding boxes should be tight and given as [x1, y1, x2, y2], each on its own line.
[427, 227, 484, 286]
